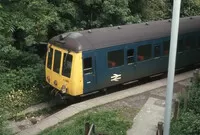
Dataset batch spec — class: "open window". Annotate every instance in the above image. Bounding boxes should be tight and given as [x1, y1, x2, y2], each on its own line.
[108, 50, 124, 68]
[127, 49, 134, 64]
[137, 44, 152, 61]
[84, 57, 93, 74]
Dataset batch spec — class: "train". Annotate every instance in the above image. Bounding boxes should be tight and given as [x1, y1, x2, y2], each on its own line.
[45, 16, 200, 97]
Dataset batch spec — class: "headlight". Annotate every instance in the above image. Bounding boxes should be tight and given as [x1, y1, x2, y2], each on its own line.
[61, 85, 67, 93]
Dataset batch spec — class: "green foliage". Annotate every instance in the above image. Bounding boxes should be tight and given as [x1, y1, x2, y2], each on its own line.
[40, 110, 131, 135]
[0, 109, 12, 135]
[181, 0, 200, 17]
[136, 0, 170, 21]
[186, 83, 200, 113]
[171, 82, 200, 134]
[99, 0, 136, 26]
[171, 110, 200, 135]
[0, 88, 50, 117]
[1, 0, 58, 46]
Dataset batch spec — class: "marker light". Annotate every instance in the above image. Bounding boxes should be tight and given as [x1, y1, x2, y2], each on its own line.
[47, 76, 50, 82]
[54, 80, 58, 86]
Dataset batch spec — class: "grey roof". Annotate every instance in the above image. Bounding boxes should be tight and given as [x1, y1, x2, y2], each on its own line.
[49, 16, 200, 52]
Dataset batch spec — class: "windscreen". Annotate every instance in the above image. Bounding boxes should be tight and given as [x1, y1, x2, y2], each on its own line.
[53, 50, 62, 73]
[62, 53, 73, 78]
[47, 47, 53, 69]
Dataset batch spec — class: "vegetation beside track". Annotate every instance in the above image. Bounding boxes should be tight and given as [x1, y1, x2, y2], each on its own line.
[171, 77, 200, 135]
[40, 110, 132, 135]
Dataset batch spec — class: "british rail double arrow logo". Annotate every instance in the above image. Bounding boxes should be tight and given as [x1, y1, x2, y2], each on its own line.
[111, 74, 122, 82]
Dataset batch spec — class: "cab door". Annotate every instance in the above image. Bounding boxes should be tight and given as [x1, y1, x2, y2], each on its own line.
[83, 54, 96, 93]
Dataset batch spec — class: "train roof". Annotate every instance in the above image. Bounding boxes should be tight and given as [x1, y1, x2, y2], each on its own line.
[49, 16, 200, 52]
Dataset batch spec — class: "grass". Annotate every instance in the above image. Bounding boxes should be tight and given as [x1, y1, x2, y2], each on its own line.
[40, 110, 132, 135]
[0, 87, 51, 119]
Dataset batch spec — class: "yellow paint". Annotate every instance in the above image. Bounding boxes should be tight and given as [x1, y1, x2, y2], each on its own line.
[45, 44, 83, 96]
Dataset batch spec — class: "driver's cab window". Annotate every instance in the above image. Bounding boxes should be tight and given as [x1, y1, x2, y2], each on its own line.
[84, 57, 93, 74]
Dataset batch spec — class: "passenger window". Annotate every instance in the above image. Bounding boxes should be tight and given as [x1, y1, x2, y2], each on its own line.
[53, 50, 61, 74]
[62, 53, 73, 78]
[177, 39, 184, 52]
[137, 44, 151, 61]
[154, 46, 160, 57]
[108, 50, 124, 68]
[84, 57, 93, 74]
[47, 47, 53, 69]
[185, 36, 195, 49]
[127, 49, 134, 64]
[163, 41, 170, 55]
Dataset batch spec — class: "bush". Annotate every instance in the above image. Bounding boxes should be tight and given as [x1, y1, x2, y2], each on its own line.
[187, 83, 200, 113]
[0, 109, 12, 135]
[0, 49, 50, 116]
[171, 81, 200, 134]
[171, 110, 200, 135]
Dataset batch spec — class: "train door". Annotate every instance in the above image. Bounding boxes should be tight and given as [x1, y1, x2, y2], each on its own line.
[83, 54, 96, 93]
[176, 36, 187, 68]
[125, 46, 137, 81]
[152, 42, 162, 73]
[106, 48, 125, 86]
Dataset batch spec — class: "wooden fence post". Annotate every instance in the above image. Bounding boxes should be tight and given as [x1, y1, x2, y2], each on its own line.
[85, 122, 90, 135]
[156, 122, 163, 135]
[192, 69, 200, 84]
[173, 99, 180, 120]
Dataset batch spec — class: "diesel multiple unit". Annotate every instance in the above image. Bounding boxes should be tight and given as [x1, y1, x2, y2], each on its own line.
[46, 16, 200, 97]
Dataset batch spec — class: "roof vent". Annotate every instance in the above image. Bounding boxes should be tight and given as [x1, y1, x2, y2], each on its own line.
[145, 22, 149, 25]
[60, 33, 68, 40]
[68, 32, 82, 39]
[109, 24, 113, 27]
[88, 29, 92, 33]
[117, 26, 121, 29]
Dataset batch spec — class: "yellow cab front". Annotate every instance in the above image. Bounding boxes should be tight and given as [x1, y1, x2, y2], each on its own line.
[45, 44, 83, 96]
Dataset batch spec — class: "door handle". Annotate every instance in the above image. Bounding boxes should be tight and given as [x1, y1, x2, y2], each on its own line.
[87, 81, 91, 84]
[154, 57, 160, 60]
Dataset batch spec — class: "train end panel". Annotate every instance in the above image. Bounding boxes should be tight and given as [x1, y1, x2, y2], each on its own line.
[45, 44, 84, 96]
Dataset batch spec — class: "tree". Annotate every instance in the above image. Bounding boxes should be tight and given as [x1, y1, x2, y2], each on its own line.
[133, 0, 170, 21]
[181, 0, 200, 17]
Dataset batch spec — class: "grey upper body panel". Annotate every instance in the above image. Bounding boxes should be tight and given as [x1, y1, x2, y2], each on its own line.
[49, 16, 200, 52]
